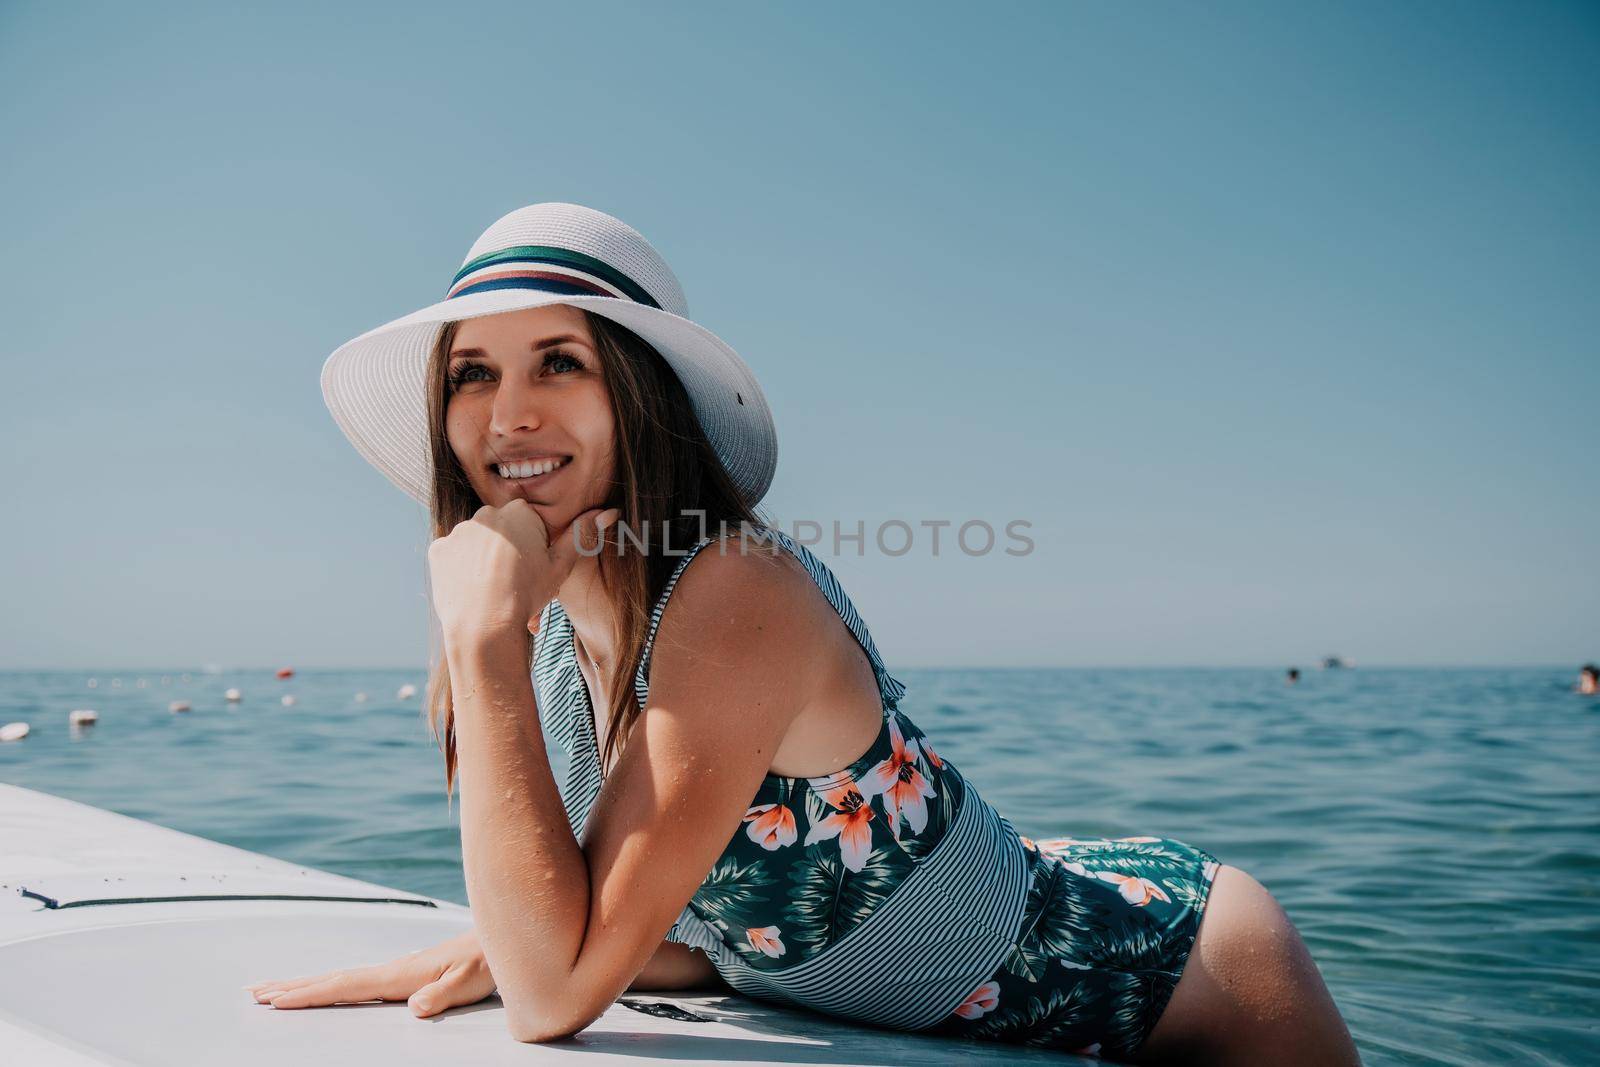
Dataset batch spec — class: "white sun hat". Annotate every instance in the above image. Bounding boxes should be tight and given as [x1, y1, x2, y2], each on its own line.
[320, 202, 777, 508]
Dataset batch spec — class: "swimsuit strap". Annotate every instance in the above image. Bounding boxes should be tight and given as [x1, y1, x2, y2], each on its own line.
[631, 524, 908, 715]
[535, 585, 746, 956]
[531, 598, 602, 834]
[757, 526, 908, 711]
[537, 525, 917, 960]
[631, 535, 723, 712]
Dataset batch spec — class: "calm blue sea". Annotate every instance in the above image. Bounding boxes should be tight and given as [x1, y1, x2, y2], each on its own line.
[2, 667, 1596, 1065]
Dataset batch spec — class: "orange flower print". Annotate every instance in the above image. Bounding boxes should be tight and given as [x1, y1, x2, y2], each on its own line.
[1094, 871, 1172, 906]
[803, 776, 876, 872]
[952, 980, 1000, 1020]
[743, 925, 786, 958]
[1113, 835, 1161, 843]
[920, 735, 943, 769]
[861, 718, 936, 837]
[742, 803, 798, 850]
[1019, 835, 1037, 850]
[1073, 1042, 1103, 1057]
[1034, 836, 1090, 852]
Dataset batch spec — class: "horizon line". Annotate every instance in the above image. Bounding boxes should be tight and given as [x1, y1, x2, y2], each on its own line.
[1, 663, 1592, 674]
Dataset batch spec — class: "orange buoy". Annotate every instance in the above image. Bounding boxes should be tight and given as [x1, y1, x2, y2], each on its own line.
[276, 667, 295, 679]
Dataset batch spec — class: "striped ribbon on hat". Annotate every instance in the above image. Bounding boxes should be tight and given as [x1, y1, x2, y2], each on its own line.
[445, 244, 662, 308]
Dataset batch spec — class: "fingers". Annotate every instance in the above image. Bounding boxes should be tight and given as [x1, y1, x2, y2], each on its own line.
[247, 971, 344, 1007]
[245, 969, 344, 1000]
[260, 975, 368, 1010]
[407, 975, 453, 1018]
[409, 965, 498, 1018]
[247, 964, 490, 1017]
[246, 964, 410, 1010]
[552, 508, 620, 566]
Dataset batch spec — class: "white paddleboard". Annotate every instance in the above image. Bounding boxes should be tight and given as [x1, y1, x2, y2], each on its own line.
[0, 783, 1073, 1064]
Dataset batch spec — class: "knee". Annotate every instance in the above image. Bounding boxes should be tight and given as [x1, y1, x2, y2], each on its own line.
[1195, 865, 1317, 1023]
[1141, 865, 1361, 1064]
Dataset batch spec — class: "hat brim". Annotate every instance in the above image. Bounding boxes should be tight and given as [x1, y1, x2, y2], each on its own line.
[320, 288, 777, 510]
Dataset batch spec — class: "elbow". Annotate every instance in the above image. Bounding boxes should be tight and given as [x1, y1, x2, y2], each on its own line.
[507, 1019, 574, 1045]
[506, 1002, 603, 1045]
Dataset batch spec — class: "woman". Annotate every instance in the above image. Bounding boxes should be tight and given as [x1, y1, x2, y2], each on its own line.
[248, 203, 1360, 1063]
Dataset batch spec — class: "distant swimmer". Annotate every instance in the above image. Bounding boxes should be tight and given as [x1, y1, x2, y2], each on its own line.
[1579, 664, 1599, 695]
[1286, 668, 1301, 685]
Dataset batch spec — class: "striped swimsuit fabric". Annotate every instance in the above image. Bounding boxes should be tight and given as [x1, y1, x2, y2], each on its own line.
[532, 525, 1220, 1058]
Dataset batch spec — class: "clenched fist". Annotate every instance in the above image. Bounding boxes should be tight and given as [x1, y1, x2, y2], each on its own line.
[426, 501, 620, 645]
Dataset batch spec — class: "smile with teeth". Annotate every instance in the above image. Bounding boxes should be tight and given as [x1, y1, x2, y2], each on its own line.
[495, 457, 572, 480]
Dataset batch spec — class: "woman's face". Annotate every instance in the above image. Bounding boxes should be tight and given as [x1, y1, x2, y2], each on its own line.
[443, 304, 616, 532]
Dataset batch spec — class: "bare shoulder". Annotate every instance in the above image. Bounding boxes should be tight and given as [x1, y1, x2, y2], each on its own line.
[646, 533, 882, 779]
[650, 533, 829, 679]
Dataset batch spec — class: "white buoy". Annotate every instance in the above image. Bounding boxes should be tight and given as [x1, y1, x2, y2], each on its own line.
[397, 683, 417, 700]
[136, 678, 148, 688]
[87, 678, 99, 689]
[169, 700, 192, 713]
[281, 694, 297, 707]
[69, 709, 98, 726]
[224, 688, 242, 703]
[353, 691, 369, 703]
[111, 678, 122, 688]
[0, 722, 29, 742]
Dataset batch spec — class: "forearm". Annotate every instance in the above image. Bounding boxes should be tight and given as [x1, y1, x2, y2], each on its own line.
[449, 632, 593, 1033]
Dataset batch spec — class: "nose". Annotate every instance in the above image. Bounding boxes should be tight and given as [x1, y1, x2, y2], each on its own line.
[487, 366, 545, 437]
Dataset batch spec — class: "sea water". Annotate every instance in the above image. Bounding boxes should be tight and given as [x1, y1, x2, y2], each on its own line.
[2, 666, 1595, 1065]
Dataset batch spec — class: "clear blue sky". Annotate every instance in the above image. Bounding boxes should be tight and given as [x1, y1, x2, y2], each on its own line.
[2, 1, 1595, 669]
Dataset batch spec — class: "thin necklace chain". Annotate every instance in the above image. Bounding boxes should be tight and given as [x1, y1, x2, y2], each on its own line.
[574, 632, 608, 674]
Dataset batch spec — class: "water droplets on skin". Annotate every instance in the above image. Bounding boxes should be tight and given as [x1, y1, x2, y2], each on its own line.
[2, 666, 1598, 1063]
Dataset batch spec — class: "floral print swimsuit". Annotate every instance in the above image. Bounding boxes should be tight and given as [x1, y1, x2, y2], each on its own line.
[538, 528, 1221, 1061]
[704, 705, 1220, 1060]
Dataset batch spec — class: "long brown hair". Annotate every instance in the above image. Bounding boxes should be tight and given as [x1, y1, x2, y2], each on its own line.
[422, 308, 772, 799]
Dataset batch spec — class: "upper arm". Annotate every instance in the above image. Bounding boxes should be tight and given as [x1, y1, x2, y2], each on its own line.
[561, 539, 823, 1025]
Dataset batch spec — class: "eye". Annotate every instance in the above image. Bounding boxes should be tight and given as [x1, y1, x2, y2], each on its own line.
[446, 358, 490, 389]
[446, 358, 491, 390]
[446, 350, 585, 391]
[544, 350, 584, 374]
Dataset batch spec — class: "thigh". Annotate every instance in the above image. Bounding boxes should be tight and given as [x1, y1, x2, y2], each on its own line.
[1133, 864, 1358, 1065]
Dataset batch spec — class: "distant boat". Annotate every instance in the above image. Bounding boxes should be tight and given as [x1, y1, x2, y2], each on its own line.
[1322, 656, 1348, 670]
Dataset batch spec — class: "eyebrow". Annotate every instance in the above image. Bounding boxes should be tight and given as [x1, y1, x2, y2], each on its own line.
[448, 334, 589, 361]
